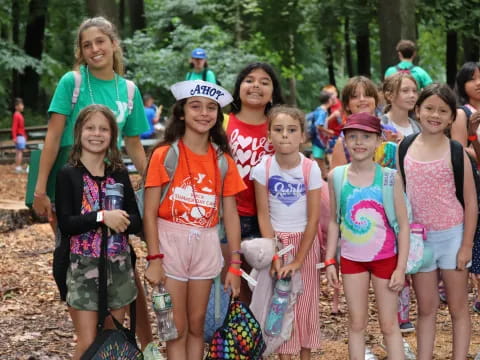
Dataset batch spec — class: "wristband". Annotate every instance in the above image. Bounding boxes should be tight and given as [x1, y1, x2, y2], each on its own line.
[324, 258, 337, 267]
[468, 134, 478, 142]
[272, 254, 280, 261]
[231, 249, 242, 255]
[230, 260, 242, 265]
[228, 266, 242, 277]
[146, 254, 164, 261]
[34, 191, 47, 198]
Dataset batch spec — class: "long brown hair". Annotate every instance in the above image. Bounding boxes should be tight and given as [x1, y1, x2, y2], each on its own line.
[69, 104, 124, 170]
[383, 72, 418, 113]
[74, 17, 124, 75]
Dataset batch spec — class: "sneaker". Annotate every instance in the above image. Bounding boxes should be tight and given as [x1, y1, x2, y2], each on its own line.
[473, 301, 480, 314]
[365, 346, 378, 360]
[399, 321, 415, 333]
[143, 342, 164, 360]
[15, 166, 24, 173]
[403, 338, 416, 360]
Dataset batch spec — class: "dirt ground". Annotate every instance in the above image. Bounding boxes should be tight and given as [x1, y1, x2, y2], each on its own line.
[0, 164, 479, 359]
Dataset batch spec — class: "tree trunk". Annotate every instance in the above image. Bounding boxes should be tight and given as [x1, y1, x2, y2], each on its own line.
[12, 0, 20, 101]
[86, 0, 119, 30]
[19, 0, 47, 110]
[356, 28, 371, 76]
[344, 16, 353, 77]
[378, 0, 416, 78]
[128, 0, 146, 33]
[287, 77, 297, 106]
[325, 43, 336, 86]
[463, 24, 479, 63]
[0, 199, 32, 233]
[446, 30, 458, 88]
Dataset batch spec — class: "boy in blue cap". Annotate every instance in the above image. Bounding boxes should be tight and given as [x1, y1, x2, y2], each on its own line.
[186, 47, 217, 84]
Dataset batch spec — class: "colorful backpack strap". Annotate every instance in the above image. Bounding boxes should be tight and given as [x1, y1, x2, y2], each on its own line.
[71, 71, 82, 110]
[125, 79, 136, 115]
[332, 164, 349, 224]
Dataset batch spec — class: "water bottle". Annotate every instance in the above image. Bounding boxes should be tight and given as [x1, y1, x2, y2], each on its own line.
[152, 285, 178, 341]
[264, 276, 291, 336]
[105, 183, 124, 244]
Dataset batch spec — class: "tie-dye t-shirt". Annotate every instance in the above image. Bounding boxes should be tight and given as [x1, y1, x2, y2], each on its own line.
[339, 165, 396, 262]
[70, 174, 129, 258]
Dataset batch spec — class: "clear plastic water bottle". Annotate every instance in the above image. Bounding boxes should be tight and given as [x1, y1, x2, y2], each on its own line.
[264, 276, 291, 336]
[105, 183, 124, 244]
[152, 285, 178, 341]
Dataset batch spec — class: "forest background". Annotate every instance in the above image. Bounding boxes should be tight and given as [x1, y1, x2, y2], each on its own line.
[1, 0, 479, 128]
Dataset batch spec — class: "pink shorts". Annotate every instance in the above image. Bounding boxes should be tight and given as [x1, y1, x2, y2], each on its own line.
[157, 218, 223, 282]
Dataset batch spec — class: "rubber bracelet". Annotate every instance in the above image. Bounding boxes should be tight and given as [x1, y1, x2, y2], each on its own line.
[146, 254, 164, 261]
[230, 260, 242, 265]
[468, 134, 478, 142]
[228, 266, 242, 277]
[272, 254, 280, 261]
[232, 249, 242, 255]
[324, 258, 337, 267]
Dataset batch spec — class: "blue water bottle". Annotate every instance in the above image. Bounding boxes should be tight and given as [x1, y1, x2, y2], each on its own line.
[264, 276, 291, 336]
[105, 183, 124, 244]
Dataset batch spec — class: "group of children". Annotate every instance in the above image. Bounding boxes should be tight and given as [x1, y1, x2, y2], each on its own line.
[28, 14, 480, 360]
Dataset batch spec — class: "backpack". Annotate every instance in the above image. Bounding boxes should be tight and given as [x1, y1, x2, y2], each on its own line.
[306, 108, 319, 141]
[332, 164, 433, 274]
[71, 71, 136, 114]
[395, 64, 416, 75]
[205, 300, 266, 360]
[398, 133, 480, 273]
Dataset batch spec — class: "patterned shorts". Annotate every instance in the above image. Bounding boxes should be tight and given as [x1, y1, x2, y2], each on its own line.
[66, 250, 137, 311]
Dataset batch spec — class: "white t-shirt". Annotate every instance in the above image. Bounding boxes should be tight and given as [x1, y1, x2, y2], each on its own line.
[251, 153, 322, 232]
[392, 123, 414, 136]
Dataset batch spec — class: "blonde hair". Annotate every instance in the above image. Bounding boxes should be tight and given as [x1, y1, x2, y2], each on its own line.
[69, 104, 124, 171]
[267, 105, 305, 132]
[74, 17, 124, 75]
[383, 72, 418, 113]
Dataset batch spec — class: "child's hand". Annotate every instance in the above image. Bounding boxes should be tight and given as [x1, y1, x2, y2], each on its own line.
[468, 111, 480, 136]
[388, 269, 405, 292]
[270, 258, 281, 277]
[277, 262, 300, 279]
[456, 245, 472, 271]
[225, 272, 241, 298]
[326, 265, 340, 288]
[103, 209, 130, 233]
[144, 260, 166, 286]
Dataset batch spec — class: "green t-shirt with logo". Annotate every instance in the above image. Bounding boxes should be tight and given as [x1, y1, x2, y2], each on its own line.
[48, 65, 149, 148]
[185, 69, 217, 84]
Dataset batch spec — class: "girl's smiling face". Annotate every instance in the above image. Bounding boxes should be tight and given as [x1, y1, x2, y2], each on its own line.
[183, 96, 219, 135]
[392, 78, 418, 111]
[416, 95, 454, 134]
[465, 67, 480, 102]
[80, 112, 112, 156]
[346, 84, 377, 115]
[239, 68, 274, 108]
[344, 129, 381, 161]
[80, 26, 116, 71]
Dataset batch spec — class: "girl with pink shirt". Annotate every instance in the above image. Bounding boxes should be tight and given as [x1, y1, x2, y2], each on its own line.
[399, 83, 477, 360]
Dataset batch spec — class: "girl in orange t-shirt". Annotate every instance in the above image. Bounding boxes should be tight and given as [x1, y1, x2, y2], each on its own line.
[143, 80, 246, 359]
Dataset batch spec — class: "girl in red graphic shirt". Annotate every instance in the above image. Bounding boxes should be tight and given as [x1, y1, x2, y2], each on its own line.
[12, 98, 27, 173]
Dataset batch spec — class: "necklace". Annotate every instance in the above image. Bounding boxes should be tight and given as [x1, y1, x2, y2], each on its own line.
[86, 66, 120, 105]
[180, 140, 219, 223]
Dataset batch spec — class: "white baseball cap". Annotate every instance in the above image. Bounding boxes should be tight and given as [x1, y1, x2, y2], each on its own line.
[170, 80, 233, 108]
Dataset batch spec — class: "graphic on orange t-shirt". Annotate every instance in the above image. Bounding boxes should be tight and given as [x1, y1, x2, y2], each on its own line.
[145, 143, 246, 228]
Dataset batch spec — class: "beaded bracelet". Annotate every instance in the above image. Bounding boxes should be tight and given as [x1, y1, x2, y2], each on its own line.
[230, 260, 242, 265]
[228, 266, 242, 277]
[231, 249, 242, 255]
[146, 254, 164, 261]
[468, 134, 478, 142]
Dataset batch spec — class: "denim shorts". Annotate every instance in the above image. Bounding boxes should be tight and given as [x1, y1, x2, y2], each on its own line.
[15, 135, 26, 150]
[418, 224, 464, 272]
